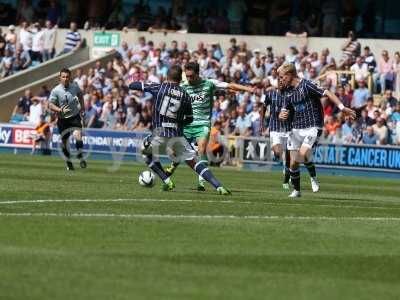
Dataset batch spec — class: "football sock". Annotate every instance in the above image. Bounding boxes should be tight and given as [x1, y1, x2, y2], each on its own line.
[290, 168, 301, 191]
[76, 140, 84, 159]
[144, 155, 169, 182]
[190, 161, 221, 189]
[284, 167, 291, 184]
[198, 154, 208, 182]
[304, 162, 316, 178]
[171, 161, 180, 168]
[61, 141, 70, 160]
[284, 149, 291, 184]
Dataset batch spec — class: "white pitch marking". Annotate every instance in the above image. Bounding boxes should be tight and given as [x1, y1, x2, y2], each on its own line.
[0, 198, 399, 211]
[0, 212, 400, 222]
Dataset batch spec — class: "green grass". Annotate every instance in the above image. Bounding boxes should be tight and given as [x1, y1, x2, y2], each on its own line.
[1, 153, 400, 300]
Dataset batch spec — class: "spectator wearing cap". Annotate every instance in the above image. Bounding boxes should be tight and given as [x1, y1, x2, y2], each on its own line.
[43, 20, 57, 61]
[5, 25, 17, 46]
[352, 79, 370, 109]
[372, 117, 389, 145]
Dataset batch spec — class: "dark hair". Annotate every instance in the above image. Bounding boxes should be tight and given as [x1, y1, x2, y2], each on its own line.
[184, 62, 200, 74]
[60, 68, 71, 76]
[167, 65, 182, 82]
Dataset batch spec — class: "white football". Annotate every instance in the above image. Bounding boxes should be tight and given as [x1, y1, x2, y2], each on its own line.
[138, 171, 155, 187]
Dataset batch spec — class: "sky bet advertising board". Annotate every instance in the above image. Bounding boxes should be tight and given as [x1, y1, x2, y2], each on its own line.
[0, 123, 148, 155]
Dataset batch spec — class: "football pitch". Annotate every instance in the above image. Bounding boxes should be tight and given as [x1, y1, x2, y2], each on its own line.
[1, 153, 400, 300]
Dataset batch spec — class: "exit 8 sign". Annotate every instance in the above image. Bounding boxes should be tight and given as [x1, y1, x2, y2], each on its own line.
[93, 32, 120, 48]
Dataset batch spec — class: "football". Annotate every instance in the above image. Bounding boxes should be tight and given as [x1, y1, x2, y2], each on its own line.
[138, 170, 155, 187]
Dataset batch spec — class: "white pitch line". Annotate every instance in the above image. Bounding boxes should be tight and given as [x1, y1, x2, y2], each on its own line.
[0, 198, 399, 211]
[0, 212, 400, 222]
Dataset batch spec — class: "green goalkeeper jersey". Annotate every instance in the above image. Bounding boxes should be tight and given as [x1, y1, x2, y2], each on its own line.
[180, 79, 228, 127]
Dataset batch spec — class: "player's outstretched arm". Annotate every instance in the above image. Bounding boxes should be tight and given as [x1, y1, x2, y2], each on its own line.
[128, 82, 144, 91]
[324, 90, 357, 119]
[227, 83, 255, 93]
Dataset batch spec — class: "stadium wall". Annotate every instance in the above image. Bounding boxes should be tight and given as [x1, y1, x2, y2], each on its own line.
[0, 50, 116, 122]
[53, 29, 400, 61]
[2, 27, 400, 61]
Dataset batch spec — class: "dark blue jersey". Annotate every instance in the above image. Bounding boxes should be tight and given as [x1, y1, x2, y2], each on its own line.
[129, 82, 193, 137]
[264, 89, 292, 132]
[288, 79, 325, 129]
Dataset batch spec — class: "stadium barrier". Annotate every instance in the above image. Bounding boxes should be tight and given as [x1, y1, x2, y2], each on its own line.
[237, 136, 400, 173]
[0, 50, 117, 123]
[0, 46, 89, 96]
[1, 123, 399, 175]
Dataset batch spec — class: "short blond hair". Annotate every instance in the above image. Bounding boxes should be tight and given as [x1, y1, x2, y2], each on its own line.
[277, 63, 297, 76]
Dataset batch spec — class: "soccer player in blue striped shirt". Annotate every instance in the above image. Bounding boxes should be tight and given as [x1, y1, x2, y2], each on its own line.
[262, 84, 293, 190]
[278, 63, 356, 198]
[262, 82, 320, 190]
[129, 65, 230, 195]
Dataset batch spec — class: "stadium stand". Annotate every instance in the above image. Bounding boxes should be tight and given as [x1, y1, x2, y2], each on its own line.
[6, 34, 399, 147]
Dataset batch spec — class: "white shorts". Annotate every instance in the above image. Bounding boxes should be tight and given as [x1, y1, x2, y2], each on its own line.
[270, 131, 289, 147]
[142, 135, 196, 162]
[287, 127, 321, 151]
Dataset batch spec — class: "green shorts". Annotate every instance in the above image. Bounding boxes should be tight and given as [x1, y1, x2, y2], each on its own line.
[183, 125, 211, 142]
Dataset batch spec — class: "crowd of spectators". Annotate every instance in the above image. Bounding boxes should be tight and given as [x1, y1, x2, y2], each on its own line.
[0, 19, 84, 80]
[0, 0, 384, 38]
[0, 20, 58, 79]
[8, 34, 400, 147]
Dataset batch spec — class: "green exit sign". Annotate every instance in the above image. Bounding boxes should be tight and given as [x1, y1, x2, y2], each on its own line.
[93, 32, 120, 48]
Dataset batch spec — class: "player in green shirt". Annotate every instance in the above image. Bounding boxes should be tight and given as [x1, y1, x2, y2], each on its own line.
[166, 62, 254, 191]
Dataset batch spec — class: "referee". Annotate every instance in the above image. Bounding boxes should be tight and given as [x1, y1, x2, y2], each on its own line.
[48, 68, 86, 170]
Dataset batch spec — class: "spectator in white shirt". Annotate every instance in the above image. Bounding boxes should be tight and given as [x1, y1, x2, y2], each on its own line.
[28, 97, 43, 126]
[351, 57, 369, 81]
[31, 22, 45, 63]
[267, 67, 278, 88]
[43, 20, 57, 61]
[19, 21, 33, 52]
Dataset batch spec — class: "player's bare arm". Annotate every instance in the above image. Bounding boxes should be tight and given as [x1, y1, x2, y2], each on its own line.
[227, 83, 255, 93]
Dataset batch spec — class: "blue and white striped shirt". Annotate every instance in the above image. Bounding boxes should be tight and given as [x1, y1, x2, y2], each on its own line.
[287, 79, 325, 129]
[129, 82, 193, 137]
[64, 31, 81, 51]
[264, 89, 292, 132]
